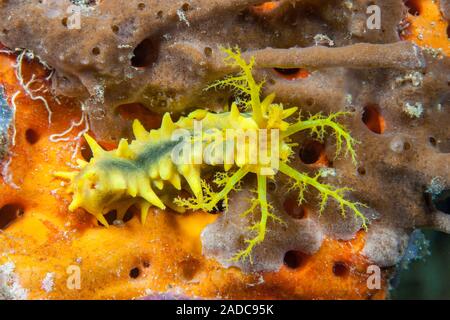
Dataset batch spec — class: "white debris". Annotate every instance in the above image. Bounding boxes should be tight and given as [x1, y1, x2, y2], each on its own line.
[92, 84, 105, 104]
[113, 219, 125, 227]
[343, 0, 353, 10]
[395, 71, 423, 87]
[404, 102, 424, 118]
[426, 177, 445, 198]
[176, 9, 190, 27]
[0, 262, 29, 300]
[319, 168, 337, 178]
[422, 46, 444, 59]
[314, 34, 335, 46]
[345, 94, 353, 107]
[41, 272, 55, 293]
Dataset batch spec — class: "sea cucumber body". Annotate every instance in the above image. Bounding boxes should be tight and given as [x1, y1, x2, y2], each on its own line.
[65, 105, 284, 225]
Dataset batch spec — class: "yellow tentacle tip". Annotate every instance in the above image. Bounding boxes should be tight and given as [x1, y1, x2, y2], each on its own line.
[96, 214, 109, 227]
[282, 107, 298, 119]
[83, 133, 105, 158]
[68, 197, 80, 212]
[184, 171, 203, 201]
[140, 185, 166, 210]
[230, 103, 240, 119]
[153, 179, 164, 190]
[169, 174, 182, 190]
[261, 92, 276, 114]
[187, 109, 208, 119]
[132, 119, 149, 140]
[116, 139, 132, 158]
[161, 113, 176, 136]
[140, 202, 151, 224]
[53, 171, 77, 181]
[76, 159, 88, 167]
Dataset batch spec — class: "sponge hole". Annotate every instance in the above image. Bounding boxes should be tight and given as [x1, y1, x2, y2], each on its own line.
[129, 267, 140, 279]
[274, 68, 310, 80]
[80, 138, 94, 161]
[131, 37, 160, 68]
[25, 128, 40, 145]
[433, 189, 450, 214]
[103, 208, 135, 226]
[116, 103, 162, 131]
[283, 197, 306, 219]
[299, 140, 326, 165]
[283, 250, 308, 269]
[404, 0, 420, 16]
[0, 203, 25, 229]
[332, 261, 349, 277]
[362, 104, 385, 134]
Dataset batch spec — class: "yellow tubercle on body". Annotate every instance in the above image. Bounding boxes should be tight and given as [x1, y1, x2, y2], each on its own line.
[56, 47, 367, 262]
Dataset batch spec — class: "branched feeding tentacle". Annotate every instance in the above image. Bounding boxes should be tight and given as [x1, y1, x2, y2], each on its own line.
[232, 175, 268, 262]
[206, 47, 265, 125]
[279, 162, 368, 229]
[231, 175, 285, 262]
[283, 112, 359, 164]
[175, 167, 250, 212]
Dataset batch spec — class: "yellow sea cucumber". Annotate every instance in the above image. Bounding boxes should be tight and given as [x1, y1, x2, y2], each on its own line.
[56, 48, 367, 262]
